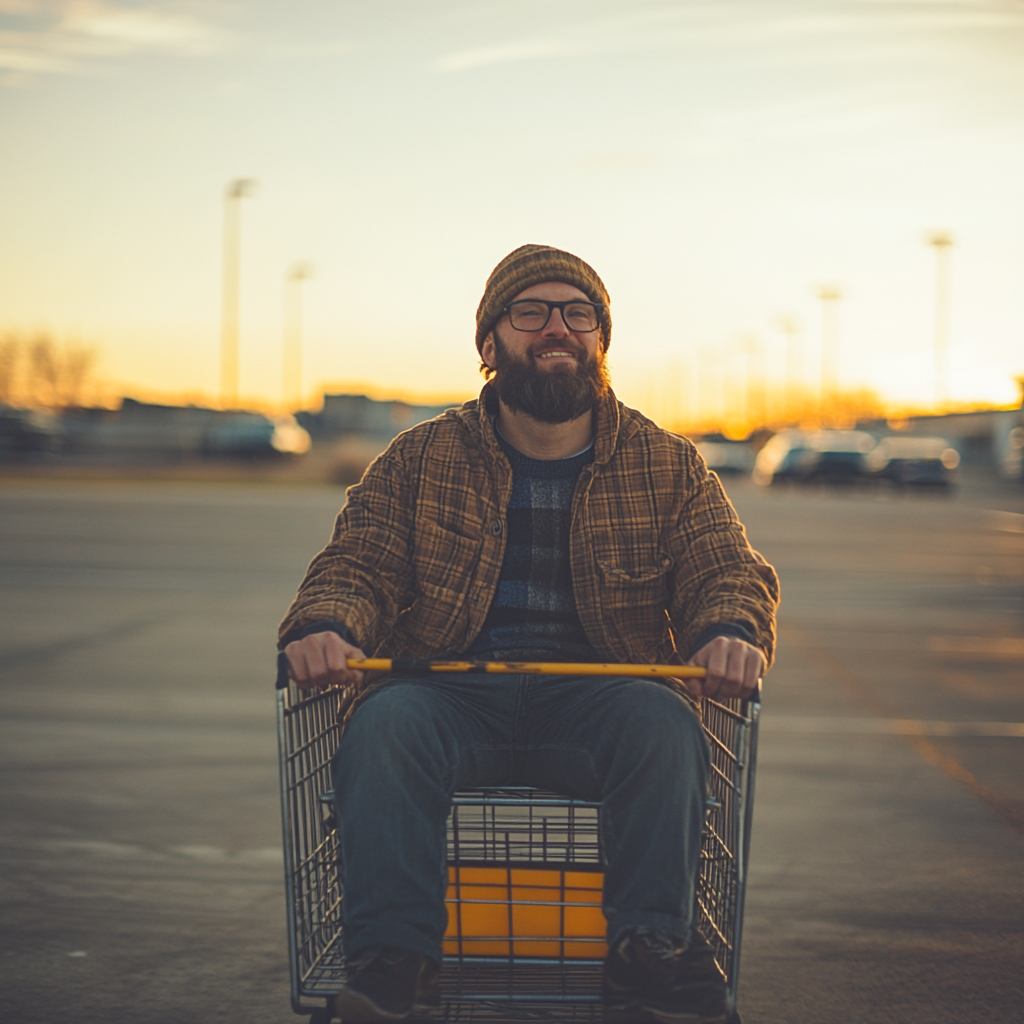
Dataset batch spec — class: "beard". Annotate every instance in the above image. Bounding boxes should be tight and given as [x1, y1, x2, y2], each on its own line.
[490, 330, 611, 424]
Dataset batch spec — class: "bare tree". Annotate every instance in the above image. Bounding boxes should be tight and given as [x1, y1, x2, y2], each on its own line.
[61, 345, 95, 408]
[0, 334, 18, 405]
[29, 335, 60, 407]
[25, 334, 97, 409]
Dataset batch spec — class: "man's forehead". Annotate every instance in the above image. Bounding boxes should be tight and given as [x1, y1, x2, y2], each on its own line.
[510, 281, 591, 303]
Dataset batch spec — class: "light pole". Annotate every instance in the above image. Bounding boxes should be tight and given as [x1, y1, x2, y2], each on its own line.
[776, 314, 802, 425]
[816, 284, 843, 425]
[698, 347, 720, 433]
[737, 335, 761, 433]
[665, 358, 682, 432]
[926, 231, 954, 411]
[220, 178, 257, 408]
[282, 261, 315, 411]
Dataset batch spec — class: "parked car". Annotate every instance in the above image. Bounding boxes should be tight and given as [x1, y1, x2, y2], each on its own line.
[0, 408, 59, 459]
[864, 436, 959, 489]
[1002, 426, 1024, 483]
[203, 412, 311, 458]
[753, 430, 804, 485]
[694, 434, 756, 475]
[753, 430, 876, 486]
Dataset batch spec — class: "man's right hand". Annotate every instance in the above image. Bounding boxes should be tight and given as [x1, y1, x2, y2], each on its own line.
[284, 631, 367, 690]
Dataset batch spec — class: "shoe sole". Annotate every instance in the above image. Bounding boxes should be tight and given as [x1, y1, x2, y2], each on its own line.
[331, 985, 436, 1023]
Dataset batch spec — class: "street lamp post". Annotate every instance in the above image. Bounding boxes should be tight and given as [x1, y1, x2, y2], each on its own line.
[816, 284, 843, 425]
[926, 231, 954, 411]
[737, 335, 761, 433]
[282, 262, 315, 411]
[698, 347, 721, 433]
[220, 178, 257, 409]
[776, 314, 802, 425]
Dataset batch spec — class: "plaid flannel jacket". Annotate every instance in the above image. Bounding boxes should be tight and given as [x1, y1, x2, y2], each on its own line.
[279, 386, 779, 667]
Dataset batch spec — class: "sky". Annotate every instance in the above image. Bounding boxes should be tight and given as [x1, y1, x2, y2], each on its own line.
[2, 0, 1023, 419]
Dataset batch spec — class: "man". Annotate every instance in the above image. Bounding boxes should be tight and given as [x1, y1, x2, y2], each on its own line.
[280, 244, 779, 1024]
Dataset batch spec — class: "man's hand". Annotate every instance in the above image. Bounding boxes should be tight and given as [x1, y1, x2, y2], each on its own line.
[284, 631, 368, 690]
[686, 636, 764, 700]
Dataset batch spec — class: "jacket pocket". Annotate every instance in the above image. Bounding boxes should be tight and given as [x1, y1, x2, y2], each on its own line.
[589, 554, 674, 655]
[595, 554, 674, 619]
[597, 552, 673, 585]
[405, 521, 482, 647]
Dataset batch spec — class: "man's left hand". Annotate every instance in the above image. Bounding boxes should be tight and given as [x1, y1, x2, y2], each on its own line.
[686, 636, 764, 700]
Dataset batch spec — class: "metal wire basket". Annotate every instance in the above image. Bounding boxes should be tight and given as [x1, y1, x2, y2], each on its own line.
[277, 681, 759, 1023]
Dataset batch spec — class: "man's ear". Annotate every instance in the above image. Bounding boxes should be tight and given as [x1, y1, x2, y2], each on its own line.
[480, 332, 497, 371]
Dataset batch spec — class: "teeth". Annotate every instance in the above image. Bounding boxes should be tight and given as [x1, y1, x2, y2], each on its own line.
[539, 351, 573, 358]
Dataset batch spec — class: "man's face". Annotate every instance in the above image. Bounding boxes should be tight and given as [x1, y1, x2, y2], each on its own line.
[481, 281, 610, 424]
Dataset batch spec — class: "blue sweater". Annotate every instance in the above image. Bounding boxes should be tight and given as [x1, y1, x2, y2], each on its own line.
[464, 432, 599, 663]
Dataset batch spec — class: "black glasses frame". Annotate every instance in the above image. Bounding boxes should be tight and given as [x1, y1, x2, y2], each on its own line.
[502, 299, 605, 333]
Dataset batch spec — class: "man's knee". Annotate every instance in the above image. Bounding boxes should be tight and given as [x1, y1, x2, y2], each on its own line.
[602, 680, 708, 770]
[336, 680, 452, 769]
[611, 679, 701, 731]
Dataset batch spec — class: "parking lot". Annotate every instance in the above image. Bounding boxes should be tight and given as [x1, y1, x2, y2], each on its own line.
[0, 473, 1021, 1023]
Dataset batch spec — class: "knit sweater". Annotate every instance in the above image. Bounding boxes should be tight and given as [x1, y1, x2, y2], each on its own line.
[464, 432, 598, 662]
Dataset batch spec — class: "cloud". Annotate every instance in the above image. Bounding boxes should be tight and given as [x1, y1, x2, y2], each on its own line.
[433, 37, 578, 73]
[0, 0, 228, 78]
[62, 1, 222, 54]
[431, 1, 1024, 73]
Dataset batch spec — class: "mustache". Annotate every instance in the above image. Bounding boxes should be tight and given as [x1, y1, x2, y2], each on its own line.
[490, 329, 610, 424]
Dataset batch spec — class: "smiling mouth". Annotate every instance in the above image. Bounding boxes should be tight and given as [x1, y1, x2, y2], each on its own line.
[535, 349, 577, 360]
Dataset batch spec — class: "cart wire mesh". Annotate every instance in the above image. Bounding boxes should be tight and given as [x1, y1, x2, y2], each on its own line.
[277, 681, 759, 1021]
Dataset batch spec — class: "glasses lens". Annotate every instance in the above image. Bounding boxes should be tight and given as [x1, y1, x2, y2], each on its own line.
[508, 301, 549, 330]
[508, 301, 599, 331]
[563, 302, 599, 331]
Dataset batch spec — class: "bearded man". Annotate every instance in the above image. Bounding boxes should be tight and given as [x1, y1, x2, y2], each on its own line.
[279, 244, 779, 1024]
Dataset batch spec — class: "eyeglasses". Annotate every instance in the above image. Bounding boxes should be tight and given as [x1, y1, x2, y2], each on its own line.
[503, 299, 604, 333]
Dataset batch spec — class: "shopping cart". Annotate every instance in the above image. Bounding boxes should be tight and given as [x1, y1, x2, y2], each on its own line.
[276, 659, 760, 1024]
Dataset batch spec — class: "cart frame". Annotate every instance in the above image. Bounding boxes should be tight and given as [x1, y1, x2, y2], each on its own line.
[276, 672, 760, 1023]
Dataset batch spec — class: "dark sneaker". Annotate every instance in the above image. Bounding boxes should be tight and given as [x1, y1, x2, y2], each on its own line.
[331, 946, 441, 1022]
[603, 928, 728, 1024]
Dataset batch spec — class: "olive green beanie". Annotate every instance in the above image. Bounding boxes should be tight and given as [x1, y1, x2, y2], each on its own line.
[475, 244, 612, 353]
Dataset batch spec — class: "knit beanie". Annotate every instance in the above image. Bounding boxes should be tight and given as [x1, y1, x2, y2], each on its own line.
[475, 244, 612, 353]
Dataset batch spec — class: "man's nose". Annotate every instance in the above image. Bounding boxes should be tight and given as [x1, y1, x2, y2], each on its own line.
[541, 306, 571, 336]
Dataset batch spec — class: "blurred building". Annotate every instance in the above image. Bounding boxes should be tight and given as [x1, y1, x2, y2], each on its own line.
[298, 393, 453, 443]
[1, 391, 456, 467]
[56, 399, 309, 460]
[869, 385, 1023, 482]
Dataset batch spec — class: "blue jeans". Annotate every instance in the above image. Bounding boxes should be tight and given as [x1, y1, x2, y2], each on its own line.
[332, 673, 710, 966]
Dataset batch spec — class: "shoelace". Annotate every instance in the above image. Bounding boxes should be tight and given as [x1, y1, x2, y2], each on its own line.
[619, 928, 688, 962]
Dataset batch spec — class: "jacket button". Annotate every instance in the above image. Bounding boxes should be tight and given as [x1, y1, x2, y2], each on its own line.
[490, 519, 502, 535]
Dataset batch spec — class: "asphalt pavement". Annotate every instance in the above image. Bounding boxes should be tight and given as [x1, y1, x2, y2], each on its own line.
[0, 473, 1021, 1024]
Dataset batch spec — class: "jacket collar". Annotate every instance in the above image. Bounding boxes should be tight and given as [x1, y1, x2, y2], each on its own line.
[466, 382, 623, 466]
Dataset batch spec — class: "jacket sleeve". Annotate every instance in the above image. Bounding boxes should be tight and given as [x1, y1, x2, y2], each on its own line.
[277, 446, 416, 651]
[667, 447, 780, 665]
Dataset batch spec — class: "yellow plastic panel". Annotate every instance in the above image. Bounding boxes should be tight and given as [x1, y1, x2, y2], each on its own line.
[443, 865, 607, 959]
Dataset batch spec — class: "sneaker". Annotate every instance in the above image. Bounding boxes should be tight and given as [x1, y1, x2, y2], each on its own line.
[603, 927, 729, 1024]
[331, 946, 441, 1022]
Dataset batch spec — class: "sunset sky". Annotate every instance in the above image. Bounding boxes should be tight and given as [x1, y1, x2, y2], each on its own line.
[2, 0, 1023, 418]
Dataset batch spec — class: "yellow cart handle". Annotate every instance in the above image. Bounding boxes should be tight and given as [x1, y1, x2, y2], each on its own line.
[347, 658, 707, 678]
[276, 654, 704, 689]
